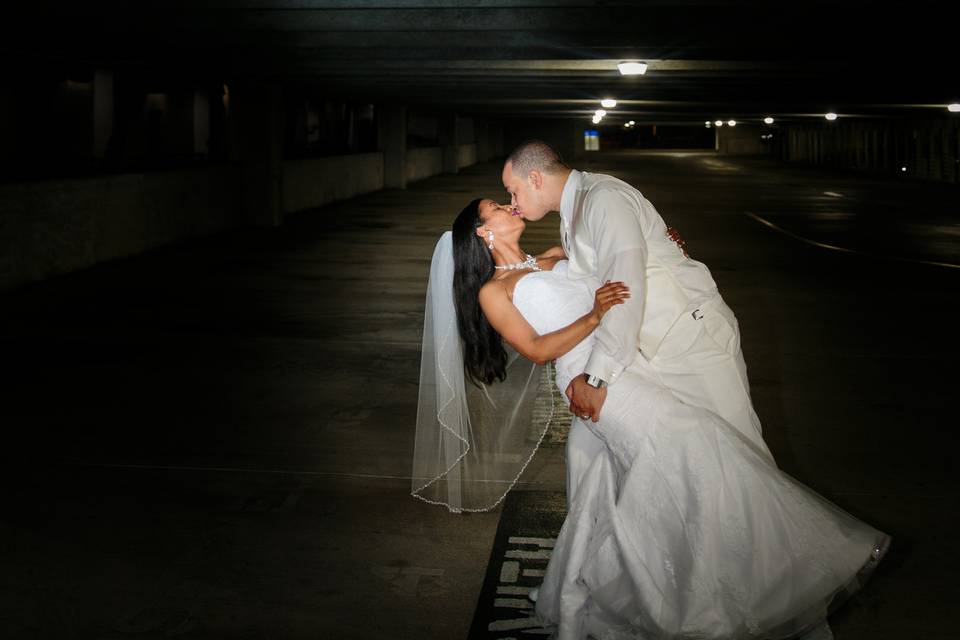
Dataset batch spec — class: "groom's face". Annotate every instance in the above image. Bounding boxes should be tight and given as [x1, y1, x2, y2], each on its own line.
[502, 162, 548, 221]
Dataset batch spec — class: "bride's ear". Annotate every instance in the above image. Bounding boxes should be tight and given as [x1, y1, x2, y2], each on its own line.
[474, 225, 487, 240]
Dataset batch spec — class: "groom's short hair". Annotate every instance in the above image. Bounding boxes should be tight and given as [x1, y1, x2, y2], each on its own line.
[506, 140, 568, 177]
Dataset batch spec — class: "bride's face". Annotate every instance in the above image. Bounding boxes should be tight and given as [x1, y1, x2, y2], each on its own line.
[477, 199, 525, 242]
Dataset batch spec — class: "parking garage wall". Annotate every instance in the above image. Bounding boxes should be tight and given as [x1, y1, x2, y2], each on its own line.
[780, 118, 960, 183]
[406, 147, 443, 183]
[282, 152, 385, 215]
[0, 166, 241, 290]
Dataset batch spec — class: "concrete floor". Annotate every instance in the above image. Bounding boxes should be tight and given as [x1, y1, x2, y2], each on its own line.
[1, 151, 957, 639]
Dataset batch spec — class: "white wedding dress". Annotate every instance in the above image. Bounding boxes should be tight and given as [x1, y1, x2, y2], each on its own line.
[512, 261, 889, 640]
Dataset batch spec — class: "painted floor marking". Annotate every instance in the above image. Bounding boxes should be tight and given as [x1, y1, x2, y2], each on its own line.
[745, 211, 960, 269]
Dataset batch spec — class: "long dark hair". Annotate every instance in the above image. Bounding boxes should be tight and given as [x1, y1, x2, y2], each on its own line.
[452, 198, 508, 386]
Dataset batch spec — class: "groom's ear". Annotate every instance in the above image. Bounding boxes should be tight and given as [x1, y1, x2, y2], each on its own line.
[528, 170, 543, 190]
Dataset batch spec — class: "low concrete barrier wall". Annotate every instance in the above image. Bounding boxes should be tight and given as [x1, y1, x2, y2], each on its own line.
[457, 143, 478, 169]
[282, 152, 385, 214]
[406, 147, 443, 183]
[0, 166, 240, 290]
[780, 118, 960, 183]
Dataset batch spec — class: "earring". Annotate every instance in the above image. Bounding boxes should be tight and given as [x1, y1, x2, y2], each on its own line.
[487, 231, 495, 250]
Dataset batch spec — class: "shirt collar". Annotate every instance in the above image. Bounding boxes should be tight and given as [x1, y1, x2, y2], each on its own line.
[559, 169, 582, 226]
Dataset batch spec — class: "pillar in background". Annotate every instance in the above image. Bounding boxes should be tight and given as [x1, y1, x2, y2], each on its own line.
[491, 120, 504, 157]
[193, 89, 210, 157]
[380, 104, 407, 189]
[572, 122, 586, 160]
[440, 113, 459, 174]
[92, 70, 113, 159]
[232, 82, 284, 227]
[475, 118, 490, 162]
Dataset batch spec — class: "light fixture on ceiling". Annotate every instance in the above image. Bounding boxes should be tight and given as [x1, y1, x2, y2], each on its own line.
[618, 61, 648, 76]
[825, 112, 838, 121]
[592, 114, 602, 124]
[705, 121, 712, 128]
[600, 98, 617, 108]
[595, 109, 607, 118]
[764, 117, 775, 124]
[948, 103, 960, 113]
[727, 120, 737, 127]
[714, 120, 724, 127]
[628, 120, 635, 126]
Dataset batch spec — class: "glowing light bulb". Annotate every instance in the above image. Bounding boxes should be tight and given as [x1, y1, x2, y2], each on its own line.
[825, 112, 838, 121]
[617, 61, 648, 75]
[600, 98, 617, 109]
[595, 109, 607, 118]
[948, 103, 960, 113]
[714, 120, 724, 127]
[764, 117, 775, 124]
[727, 120, 737, 127]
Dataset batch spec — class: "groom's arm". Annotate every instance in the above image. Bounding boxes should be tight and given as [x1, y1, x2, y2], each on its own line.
[581, 188, 648, 387]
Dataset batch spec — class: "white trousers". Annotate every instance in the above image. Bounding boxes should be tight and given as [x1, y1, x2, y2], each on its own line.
[566, 294, 772, 511]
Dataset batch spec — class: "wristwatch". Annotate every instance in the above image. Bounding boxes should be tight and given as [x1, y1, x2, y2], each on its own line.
[585, 374, 607, 389]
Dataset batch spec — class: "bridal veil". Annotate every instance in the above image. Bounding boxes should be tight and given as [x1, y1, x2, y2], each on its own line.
[411, 231, 555, 512]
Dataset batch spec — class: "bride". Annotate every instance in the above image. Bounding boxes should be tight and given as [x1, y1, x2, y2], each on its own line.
[412, 198, 889, 640]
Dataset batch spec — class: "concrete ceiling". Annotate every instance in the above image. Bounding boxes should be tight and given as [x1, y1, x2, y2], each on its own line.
[4, 1, 954, 125]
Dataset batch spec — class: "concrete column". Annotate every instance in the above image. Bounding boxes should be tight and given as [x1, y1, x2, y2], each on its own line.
[232, 82, 284, 227]
[92, 69, 114, 159]
[193, 89, 210, 157]
[380, 104, 407, 189]
[475, 118, 490, 162]
[439, 113, 459, 174]
[490, 120, 504, 157]
[573, 122, 586, 160]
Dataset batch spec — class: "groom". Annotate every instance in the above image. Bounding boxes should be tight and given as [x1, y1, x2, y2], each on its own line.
[502, 140, 773, 504]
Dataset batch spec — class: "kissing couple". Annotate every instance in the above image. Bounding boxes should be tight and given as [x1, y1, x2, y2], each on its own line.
[412, 140, 888, 639]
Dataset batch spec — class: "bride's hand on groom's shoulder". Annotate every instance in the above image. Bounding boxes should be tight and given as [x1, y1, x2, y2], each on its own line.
[566, 375, 607, 423]
[590, 281, 630, 324]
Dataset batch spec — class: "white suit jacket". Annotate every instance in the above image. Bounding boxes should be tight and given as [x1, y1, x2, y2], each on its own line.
[559, 170, 720, 386]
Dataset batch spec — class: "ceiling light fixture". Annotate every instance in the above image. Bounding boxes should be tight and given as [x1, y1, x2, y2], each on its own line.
[948, 103, 960, 113]
[600, 98, 617, 108]
[595, 109, 607, 118]
[727, 120, 737, 127]
[618, 61, 648, 76]
[764, 117, 775, 124]
[714, 120, 724, 127]
[592, 114, 602, 124]
[825, 112, 838, 121]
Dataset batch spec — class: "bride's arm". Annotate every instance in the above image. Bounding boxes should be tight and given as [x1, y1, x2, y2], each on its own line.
[478, 281, 629, 365]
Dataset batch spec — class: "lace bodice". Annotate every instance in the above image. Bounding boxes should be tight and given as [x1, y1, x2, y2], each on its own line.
[512, 260, 594, 393]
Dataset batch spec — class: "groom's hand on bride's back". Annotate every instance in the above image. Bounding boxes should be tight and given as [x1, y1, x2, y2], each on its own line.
[566, 375, 607, 423]
[666, 226, 690, 258]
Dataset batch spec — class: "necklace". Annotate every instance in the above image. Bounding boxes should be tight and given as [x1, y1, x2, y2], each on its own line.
[494, 254, 541, 271]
